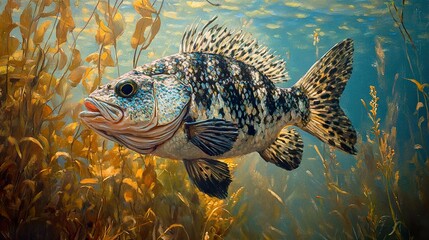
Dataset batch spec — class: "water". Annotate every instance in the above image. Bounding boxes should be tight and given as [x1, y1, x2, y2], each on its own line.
[0, 0, 428, 239]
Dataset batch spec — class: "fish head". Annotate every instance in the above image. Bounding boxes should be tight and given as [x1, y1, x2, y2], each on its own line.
[79, 71, 191, 154]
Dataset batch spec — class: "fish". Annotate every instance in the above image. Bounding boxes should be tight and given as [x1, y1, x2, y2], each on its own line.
[79, 17, 357, 199]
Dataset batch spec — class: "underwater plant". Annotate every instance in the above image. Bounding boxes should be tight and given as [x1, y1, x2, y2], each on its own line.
[0, 0, 239, 239]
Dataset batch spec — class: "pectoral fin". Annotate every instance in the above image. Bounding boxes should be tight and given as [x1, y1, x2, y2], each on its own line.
[183, 158, 232, 199]
[185, 119, 239, 156]
[259, 128, 303, 170]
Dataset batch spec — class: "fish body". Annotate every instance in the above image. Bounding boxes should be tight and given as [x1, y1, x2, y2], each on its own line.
[80, 18, 357, 198]
[134, 52, 309, 160]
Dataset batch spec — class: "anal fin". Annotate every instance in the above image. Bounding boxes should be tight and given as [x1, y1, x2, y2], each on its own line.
[183, 158, 232, 199]
[185, 119, 238, 156]
[258, 128, 303, 170]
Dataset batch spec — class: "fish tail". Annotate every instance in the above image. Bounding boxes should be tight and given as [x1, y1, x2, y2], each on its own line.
[294, 39, 357, 154]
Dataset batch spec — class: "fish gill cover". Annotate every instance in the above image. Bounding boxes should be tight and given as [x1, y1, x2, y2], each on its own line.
[0, 0, 428, 239]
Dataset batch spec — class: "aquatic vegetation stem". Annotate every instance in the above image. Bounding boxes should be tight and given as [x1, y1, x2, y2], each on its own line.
[388, 0, 422, 81]
[205, 0, 220, 7]
[364, 86, 402, 239]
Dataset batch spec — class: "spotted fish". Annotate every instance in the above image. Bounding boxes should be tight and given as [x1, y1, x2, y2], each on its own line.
[79, 17, 357, 199]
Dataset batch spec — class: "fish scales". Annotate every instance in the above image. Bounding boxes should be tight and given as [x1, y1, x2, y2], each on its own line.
[136, 52, 308, 155]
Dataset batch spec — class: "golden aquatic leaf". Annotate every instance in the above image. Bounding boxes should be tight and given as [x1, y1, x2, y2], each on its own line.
[33, 20, 52, 44]
[69, 49, 82, 70]
[131, 17, 152, 49]
[405, 78, 429, 93]
[416, 102, 424, 111]
[99, 19, 113, 33]
[63, 122, 79, 136]
[68, 66, 87, 87]
[59, 4, 75, 29]
[111, 11, 125, 38]
[124, 191, 134, 203]
[133, 0, 157, 16]
[85, 52, 99, 64]
[20, 137, 44, 151]
[135, 168, 143, 179]
[267, 188, 284, 205]
[36, 168, 51, 179]
[81, 69, 97, 93]
[55, 3, 75, 45]
[58, 47, 67, 70]
[147, 16, 161, 45]
[93, 8, 124, 44]
[37, 133, 49, 152]
[7, 136, 22, 159]
[42, 105, 53, 118]
[123, 178, 139, 191]
[80, 178, 99, 184]
[90, 72, 101, 93]
[56, 20, 68, 45]
[50, 151, 71, 164]
[73, 159, 85, 173]
[65, 183, 72, 191]
[100, 48, 115, 67]
[417, 116, 425, 128]
[95, 19, 114, 45]
[0, 2, 15, 34]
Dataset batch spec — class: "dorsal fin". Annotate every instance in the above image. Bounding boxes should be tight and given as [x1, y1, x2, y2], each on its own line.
[180, 17, 290, 83]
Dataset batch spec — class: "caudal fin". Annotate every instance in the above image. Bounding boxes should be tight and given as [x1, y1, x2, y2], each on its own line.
[295, 39, 357, 154]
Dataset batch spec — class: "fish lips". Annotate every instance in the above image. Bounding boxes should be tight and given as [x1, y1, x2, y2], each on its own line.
[79, 97, 124, 123]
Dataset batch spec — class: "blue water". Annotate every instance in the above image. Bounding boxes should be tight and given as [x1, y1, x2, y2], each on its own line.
[2, 0, 428, 239]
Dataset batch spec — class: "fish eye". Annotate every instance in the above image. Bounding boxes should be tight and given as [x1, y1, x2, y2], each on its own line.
[115, 80, 137, 98]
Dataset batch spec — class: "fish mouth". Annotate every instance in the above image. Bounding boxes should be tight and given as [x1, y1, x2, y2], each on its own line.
[79, 98, 124, 123]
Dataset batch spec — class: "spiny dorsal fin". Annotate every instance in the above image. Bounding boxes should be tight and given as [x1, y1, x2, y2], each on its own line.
[258, 127, 303, 170]
[180, 17, 290, 83]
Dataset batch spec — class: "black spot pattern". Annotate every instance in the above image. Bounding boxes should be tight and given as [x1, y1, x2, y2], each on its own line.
[137, 52, 310, 139]
[296, 39, 357, 154]
[259, 127, 304, 170]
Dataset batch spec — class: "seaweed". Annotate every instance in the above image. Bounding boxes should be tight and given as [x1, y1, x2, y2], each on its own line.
[0, 0, 239, 239]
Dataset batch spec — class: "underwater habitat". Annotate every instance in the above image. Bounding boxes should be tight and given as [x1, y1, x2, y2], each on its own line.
[1, 0, 429, 239]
